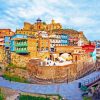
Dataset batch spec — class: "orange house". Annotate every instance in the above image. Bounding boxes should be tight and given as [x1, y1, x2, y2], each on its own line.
[0, 29, 14, 37]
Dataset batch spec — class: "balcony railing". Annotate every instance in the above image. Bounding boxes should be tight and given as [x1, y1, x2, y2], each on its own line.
[15, 50, 28, 54]
[61, 37, 68, 39]
[15, 43, 28, 47]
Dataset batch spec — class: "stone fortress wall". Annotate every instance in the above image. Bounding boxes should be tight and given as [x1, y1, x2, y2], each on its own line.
[27, 59, 95, 82]
[30, 64, 77, 81]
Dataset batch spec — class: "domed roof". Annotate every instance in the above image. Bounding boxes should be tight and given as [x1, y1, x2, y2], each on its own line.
[60, 53, 70, 58]
[36, 18, 42, 22]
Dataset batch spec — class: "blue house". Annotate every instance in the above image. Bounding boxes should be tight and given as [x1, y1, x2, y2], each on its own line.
[4, 36, 11, 49]
[61, 34, 69, 45]
[10, 34, 28, 52]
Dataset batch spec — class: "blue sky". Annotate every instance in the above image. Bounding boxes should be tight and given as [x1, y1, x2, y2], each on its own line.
[0, 0, 100, 40]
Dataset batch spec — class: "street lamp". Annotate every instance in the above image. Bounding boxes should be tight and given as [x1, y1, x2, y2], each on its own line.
[52, 69, 54, 83]
[66, 69, 68, 83]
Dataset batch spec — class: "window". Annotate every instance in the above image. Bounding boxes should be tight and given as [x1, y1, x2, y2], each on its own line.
[41, 47, 44, 51]
[46, 47, 48, 50]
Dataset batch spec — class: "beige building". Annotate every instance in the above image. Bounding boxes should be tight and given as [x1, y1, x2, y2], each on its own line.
[16, 18, 62, 35]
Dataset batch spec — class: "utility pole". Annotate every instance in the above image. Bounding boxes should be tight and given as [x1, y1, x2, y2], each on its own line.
[67, 69, 68, 83]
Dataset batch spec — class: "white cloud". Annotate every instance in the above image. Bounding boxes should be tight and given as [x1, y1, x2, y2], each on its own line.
[45, 0, 59, 3]
[0, 19, 14, 29]
[70, 17, 95, 26]
[54, 17, 66, 24]
[0, 18, 21, 31]
[4, 0, 64, 20]
[6, 0, 27, 5]
[0, 0, 100, 40]
[4, 0, 77, 19]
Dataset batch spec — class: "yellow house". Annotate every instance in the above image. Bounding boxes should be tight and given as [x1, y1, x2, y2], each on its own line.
[38, 37, 50, 52]
[55, 46, 75, 53]
[27, 38, 38, 58]
[16, 30, 37, 36]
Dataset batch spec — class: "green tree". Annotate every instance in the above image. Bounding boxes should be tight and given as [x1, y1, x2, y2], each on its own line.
[43, 22, 46, 25]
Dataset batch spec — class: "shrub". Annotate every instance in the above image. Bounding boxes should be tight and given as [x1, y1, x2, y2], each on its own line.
[0, 94, 4, 100]
[8, 63, 16, 67]
[83, 96, 92, 100]
[19, 95, 50, 100]
[2, 74, 28, 83]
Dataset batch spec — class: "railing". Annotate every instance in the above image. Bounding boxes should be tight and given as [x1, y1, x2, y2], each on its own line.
[82, 74, 100, 87]
[16, 50, 28, 53]
[15, 43, 28, 47]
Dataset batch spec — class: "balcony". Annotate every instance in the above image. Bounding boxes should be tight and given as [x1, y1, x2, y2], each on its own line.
[15, 50, 29, 54]
[61, 37, 67, 39]
[61, 35, 68, 39]
[15, 43, 28, 47]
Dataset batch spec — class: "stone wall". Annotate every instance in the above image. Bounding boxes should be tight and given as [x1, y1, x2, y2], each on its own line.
[96, 61, 100, 70]
[76, 58, 96, 78]
[0, 46, 7, 66]
[11, 52, 31, 68]
[27, 58, 95, 81]
[11, 52, 51, 68]
[28, 64, 77, 81]
[10, 68, 29, 79]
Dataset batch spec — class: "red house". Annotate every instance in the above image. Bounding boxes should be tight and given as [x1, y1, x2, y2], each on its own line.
[82, 44, 95, 53]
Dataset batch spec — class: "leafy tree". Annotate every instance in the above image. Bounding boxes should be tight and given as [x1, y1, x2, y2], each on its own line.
[43, 22, 46, 25]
